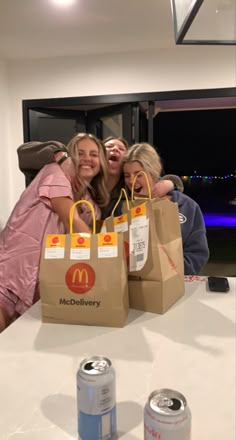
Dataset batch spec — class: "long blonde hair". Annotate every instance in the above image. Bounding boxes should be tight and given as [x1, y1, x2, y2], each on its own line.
[122, 143, 163, 183]
[67, 133, 109, 207]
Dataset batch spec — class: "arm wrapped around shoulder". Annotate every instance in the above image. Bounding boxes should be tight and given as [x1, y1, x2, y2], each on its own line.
[162, 174, 184, 193]
[17, 141, 68, 184]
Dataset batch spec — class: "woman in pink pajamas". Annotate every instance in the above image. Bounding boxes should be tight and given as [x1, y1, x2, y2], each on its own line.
[0, 133, 109, 332]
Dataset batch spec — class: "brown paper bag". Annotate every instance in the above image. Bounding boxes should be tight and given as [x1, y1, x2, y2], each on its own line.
[39, 200, 129, 327]
[123, 172, 185, 314]
[126, 198, 185, 313]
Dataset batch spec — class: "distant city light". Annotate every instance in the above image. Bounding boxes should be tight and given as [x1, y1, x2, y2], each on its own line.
[182, 173, 235, 181]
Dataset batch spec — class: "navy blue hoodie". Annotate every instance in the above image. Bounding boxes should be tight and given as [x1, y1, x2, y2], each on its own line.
[170, 191, 209, 275]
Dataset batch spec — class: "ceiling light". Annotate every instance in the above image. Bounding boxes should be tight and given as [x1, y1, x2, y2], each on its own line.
[51, 0, 76, 6]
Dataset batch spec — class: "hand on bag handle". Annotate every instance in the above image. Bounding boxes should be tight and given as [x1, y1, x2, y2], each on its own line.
[131, 171, 152, 201]
[111, 188, 130, 216]
[69, 200, 96, 235]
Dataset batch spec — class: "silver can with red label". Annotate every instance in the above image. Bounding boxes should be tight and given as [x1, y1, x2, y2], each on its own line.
[144, 389, 191, 440]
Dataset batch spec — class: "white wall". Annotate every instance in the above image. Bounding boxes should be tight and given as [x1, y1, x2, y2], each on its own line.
[1, 45, 236, 225]
[0, 59, 11, 229]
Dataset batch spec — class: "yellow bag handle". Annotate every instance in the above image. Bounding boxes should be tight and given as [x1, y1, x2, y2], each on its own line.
[111, 188, 130, 216]
[69, 200, 96, 235]
[131, 170, 152, 201]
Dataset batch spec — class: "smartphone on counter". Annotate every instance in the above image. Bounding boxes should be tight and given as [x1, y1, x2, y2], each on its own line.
[207, 276, 230, 293]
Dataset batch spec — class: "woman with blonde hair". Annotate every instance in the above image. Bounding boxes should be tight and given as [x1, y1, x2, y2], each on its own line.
[122, 142, 209, 275]
[67, 133, 109, 206]
[66, 133, 109, 224]
[0, 133, 109, 332]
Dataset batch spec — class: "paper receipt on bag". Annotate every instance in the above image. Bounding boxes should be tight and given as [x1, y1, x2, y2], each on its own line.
[113, 214, 128, 232]
[44, 234, 66, 259]
[98, 232, 118, 258]
[70, 233, 91, 260]
[129, 217, 149, 271]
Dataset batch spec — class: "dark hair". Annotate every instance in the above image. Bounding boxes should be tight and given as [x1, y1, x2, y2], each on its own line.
[103, 136, 129, 150]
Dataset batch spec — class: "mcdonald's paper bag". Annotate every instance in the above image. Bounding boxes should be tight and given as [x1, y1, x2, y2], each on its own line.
[39, 231, 129, 327]
[123, 197, 185, 314]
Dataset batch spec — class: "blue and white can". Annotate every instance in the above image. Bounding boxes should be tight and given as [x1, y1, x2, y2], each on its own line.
[77, 356, 117, 440]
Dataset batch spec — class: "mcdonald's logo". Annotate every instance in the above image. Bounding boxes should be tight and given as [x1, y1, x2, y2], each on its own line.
[65, 263, 95, 294]
[72, 268, 88, 285]
[77, 237, 85, 245]
[104, 234, 111, 243]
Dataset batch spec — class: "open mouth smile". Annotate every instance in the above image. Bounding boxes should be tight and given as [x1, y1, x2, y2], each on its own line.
[133, 186, 143, 193]
[108, 155, 119, 162]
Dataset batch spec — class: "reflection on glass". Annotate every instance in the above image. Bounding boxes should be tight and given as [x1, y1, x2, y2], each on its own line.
[101, 114, 123, 139]
[186, 0, 236, 42]
[171, 0, 199, 33]
[171, 0, 236, 44]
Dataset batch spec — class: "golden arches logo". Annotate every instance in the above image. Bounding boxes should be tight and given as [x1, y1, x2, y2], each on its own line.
[66, 263, 95, 294]
[72, 268, 89, 286]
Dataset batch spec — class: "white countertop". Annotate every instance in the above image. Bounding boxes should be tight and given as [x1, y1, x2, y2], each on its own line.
[0, 277, 235, 440]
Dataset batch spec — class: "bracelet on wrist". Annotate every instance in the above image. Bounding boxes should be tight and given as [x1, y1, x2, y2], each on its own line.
[57, 152, 69, 165]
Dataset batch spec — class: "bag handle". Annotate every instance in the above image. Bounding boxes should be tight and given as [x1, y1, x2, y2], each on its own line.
[131, 171, 152, 201]
[111, 188, 130, 216]
[69, 200, 96, 235]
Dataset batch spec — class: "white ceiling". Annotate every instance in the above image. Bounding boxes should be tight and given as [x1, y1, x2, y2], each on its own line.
[0, 0, 235, 111]
[0, 0, 175, 60]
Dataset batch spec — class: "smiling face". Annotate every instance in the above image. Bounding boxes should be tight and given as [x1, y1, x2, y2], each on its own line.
[104, 139, 127, 177]
[123, 161, 154, 196]
[77, 138, 100, 182]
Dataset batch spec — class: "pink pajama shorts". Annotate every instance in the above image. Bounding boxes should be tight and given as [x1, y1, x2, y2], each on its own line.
[0, 284, 40, 320]
[0, 287, 19, 320]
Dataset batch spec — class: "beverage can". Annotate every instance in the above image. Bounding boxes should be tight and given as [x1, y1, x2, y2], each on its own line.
[144, 388, 191, 439]
[77, 356, 116, 440]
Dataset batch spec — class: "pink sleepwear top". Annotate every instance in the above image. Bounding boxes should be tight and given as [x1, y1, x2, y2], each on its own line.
[0, 163, 73, 316]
